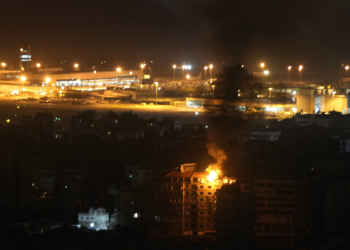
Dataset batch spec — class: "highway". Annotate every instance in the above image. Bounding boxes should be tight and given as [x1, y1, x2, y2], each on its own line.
[0, 96, 214, 130]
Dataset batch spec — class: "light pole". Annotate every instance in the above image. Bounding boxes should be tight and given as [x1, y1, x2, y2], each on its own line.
[345, 65, 349, 78]
[288, 66, 292, 82]
[212, 85, 215, 99]
[264, 70, 269, 81]
[182, 65, 185, 80]
[154, 82, 158, 105]
[332, 91, 336, 111]
[140, 63, 146, 74]
[299, 65, 303, 81]
[20, 76, 26, 96]
[173, 65, 176, 80]
[268, 87, 273, 102]
[209, 64, 213, 79]
[204, 66, 208, 80]
[1, 62, 6, 70]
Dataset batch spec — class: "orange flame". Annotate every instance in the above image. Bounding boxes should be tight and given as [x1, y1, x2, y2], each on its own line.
[207, 170, 217, 182]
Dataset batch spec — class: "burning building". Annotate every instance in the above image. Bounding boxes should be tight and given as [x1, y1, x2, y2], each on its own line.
[158, 163, 234, 240]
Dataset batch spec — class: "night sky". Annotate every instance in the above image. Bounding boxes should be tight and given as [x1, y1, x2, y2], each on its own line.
[1, 0, 350, 71]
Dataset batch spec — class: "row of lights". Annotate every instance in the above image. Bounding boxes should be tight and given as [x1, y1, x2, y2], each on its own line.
[170, 64, 214, 80]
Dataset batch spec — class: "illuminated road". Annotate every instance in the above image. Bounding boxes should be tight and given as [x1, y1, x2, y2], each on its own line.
[0, 96, 214, 130]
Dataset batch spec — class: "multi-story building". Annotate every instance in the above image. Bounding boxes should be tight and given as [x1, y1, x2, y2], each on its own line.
[241, 178, 324, 248]
[78, 207, 109, 230]
[159, 163, 222, 240]
[216, 183, 255, 249]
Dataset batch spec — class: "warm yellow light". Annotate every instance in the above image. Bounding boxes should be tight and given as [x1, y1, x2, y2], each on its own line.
[209, 64, 213, 69]
[141, 63, 146, 69]
[36, 63, 41, 68]
[52, 83, 55, 87]
[299, 65, 303, 71]
[1, 62, 6, 67]
[264, 70, 269, 75]
[182, 65, 185, 69]
[260, 62, 265, 68]
[345, 65, 349, 70]
[204, 66, 208, 70]
[268, 87, 273, 91]
[173, 64, 176, 69]
[154, 82, 158, 86]
[74, 63, 79, 68]
[21, 67, 24, 71]
[288, 66, 292, 70]
[6, 119, 10, 123]
[186, 74, 190, 79]
[94, 70, 96, 74]
[130, 71, 133, 75]
[45, 77, 51, 83]
[207, 170, 217, 183]
[116, 67, 121, 72]
[20, 76, 26, 82]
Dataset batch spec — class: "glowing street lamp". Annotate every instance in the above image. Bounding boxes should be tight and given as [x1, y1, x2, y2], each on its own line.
[173, 64, 176, 80]
[154, 82, 159, 105]
[299, 65, 303, 81]
[74, 63, 79, 69]
[20, 76, 26, 82]
[345, 65, 349, 78]
[212, 85, 215, 99]
[264, 70, 269, 81]
[36, 63, 41, 68]
[140, 63, 146, 73]
[1, 62, 6, 70]
[260, 62, 265, 68]
[288, 66, 292, 82]
[186, 74, 190, 80]
[209, 64, 213, 79]
[45, 77, 51, 83]
[268, 87, 273, 102]
[116, 67, 121, 72]
[204, 66, 208, 80]
[130, 71, 133, 75]
[332, 91, 336, 111]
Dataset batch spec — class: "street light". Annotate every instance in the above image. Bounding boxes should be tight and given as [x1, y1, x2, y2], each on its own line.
[116, 67, 121, 72]
[332, 91, 336, 111]
[264, 70, 269, 81]
[154, 82, 158, 105]
[173, 64, 176, 80]
[36, 63, 41, 68]
[209, 64, 213, 79]
[1, 62, 6, 70]
[345, 65, 349, 78]
[260, 62, 265, 68]
[130, 71, 133, 75]
[45, 77, 51, 83]
[186, 74, 190, 79]
[204, 66, 208, 80]
[74, 63, 79, 69]
[212, 85, 215, 99]
[268, 87, 273, 102]
[20, 76, 26, 96]
[298, 65, 303, 81]
[288, 66, 292, 82]
[140, 63, 146, 73]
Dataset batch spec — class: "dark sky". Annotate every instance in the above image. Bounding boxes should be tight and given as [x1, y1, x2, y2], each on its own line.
[1, 0, 350, 71]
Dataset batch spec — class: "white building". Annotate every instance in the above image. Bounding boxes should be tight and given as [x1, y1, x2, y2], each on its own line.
[78, 207, 109, 230]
